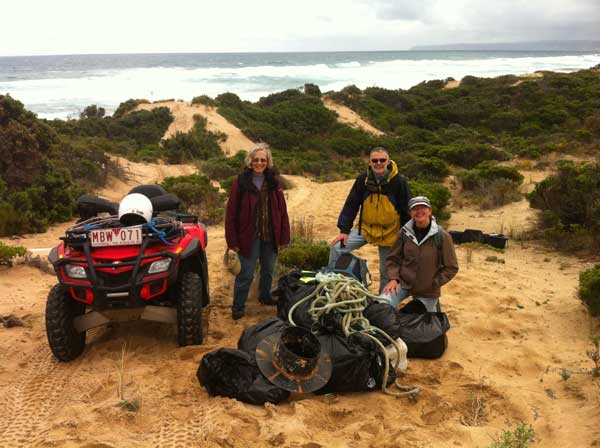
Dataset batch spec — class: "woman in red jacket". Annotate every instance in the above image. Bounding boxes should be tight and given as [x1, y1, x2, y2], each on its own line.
[225, 144, 290, 320]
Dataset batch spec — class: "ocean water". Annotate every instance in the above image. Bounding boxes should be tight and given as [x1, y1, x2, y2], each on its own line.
[1, 51, 599, 119]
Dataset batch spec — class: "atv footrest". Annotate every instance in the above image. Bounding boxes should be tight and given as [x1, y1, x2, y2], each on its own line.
[74, 306, 177, 332]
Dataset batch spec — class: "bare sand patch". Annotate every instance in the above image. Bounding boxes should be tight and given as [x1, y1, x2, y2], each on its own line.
[134, 100, 255, 155]
[322, 97, 385, 136]
[444, 79, 461, 89]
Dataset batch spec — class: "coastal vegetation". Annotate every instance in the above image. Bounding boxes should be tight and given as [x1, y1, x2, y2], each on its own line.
[2, 67, 600, 240]
[160, 174, 225, 225]
[162, 116, 226, 164]
[0, 94, 108, 234]
[579, 263, 600, 316]
[528, 160, 600, 251]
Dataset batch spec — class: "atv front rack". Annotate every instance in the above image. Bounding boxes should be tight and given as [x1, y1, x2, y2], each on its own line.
[50, 215, 197, 307]
[63, 215, 183, 247]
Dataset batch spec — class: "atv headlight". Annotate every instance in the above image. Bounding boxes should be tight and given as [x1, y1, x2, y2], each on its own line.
[65, 264, 87, 279]
[148, 258, 171, 274]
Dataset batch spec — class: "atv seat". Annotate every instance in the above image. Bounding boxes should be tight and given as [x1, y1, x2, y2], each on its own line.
[129, 185, 181, 214]
[76, 195, 119, 221]
[150, 193, 181, 213]
[128, 184, 168, 199]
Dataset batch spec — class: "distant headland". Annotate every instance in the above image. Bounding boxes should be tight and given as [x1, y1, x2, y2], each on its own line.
[411, 40, 600, 52]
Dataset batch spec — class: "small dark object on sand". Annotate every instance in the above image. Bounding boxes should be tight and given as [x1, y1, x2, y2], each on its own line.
[0, 315, 24, 328]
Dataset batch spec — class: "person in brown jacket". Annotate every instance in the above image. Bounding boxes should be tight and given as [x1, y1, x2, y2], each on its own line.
[381, 196, 458, 311]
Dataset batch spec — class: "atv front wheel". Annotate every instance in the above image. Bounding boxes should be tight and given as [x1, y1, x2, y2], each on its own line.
[176, 271, 204, 346]
[45, 284, 87, 362]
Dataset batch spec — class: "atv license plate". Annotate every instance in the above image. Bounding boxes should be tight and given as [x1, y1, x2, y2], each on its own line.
[90, 226, 143, 247]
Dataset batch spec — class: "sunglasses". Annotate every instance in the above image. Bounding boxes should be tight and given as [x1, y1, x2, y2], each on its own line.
[253, 158, 267, 163]
[371, 158, 388, 164]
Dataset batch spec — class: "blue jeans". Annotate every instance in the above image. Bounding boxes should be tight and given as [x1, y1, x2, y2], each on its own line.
[329, 229, 391, 293]
[381, 288, 440, 312]
[233, 239, 276, 310]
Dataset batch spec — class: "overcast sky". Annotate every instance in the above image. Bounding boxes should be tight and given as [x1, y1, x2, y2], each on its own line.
[2, 0, 600, 56]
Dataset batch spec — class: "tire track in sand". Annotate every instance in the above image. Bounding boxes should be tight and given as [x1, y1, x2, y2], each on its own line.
[0, 347, 80, 448]
[150, 401, 226, 447]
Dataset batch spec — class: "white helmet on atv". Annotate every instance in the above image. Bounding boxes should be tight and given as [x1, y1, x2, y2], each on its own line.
[118, 193, 153, 226]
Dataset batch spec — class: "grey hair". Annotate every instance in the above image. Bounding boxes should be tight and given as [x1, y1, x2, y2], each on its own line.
[245, 143, 274, 169]
[370, 147, 390, 158]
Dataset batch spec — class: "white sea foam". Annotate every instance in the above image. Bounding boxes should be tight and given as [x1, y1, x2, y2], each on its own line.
[2, 54, 599, 119]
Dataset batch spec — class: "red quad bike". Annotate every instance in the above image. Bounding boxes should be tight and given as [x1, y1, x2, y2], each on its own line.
[45, 185, 210, 362]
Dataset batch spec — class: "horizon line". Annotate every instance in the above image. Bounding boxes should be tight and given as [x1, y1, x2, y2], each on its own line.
[2, 45, 600, 59]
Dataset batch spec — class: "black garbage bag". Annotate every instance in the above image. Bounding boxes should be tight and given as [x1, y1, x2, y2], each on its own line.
[273, 271, 317, 309]
[274, 271, 318, 327]
[315, 313, 346, 337]
[197, 348, 290, 405]
[276, 282, 317, 329]
[397, 299, 450, 359]
[237, 317, 289, 354]
[315, 332, 395, 394]
[363, 301, 403, 345]
[462, 228, 484, 243]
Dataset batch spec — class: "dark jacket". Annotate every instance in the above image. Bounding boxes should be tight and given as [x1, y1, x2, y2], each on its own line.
[337, 161, 411, 244]
[385, 217, 459, 299]
[225, 168, 290, 258]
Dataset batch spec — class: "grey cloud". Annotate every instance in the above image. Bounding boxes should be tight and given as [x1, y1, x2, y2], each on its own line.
[365, 0, 600, 43]
[457, 0, 600, 41]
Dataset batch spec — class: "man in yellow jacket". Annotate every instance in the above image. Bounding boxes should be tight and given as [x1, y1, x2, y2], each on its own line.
[330, 147, 412, 292]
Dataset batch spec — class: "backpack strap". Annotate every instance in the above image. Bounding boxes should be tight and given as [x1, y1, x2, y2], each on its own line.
[435, 226, 444, 270]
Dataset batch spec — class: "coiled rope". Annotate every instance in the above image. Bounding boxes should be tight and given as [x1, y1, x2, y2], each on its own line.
[288, 273, 420, 397]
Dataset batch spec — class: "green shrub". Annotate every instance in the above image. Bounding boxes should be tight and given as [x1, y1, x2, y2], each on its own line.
[0, 242, 26, 265]
[162, 116, 225, 163]
[201, 152, 246, 181]
[48, 106, 173, 150]
[215, 92, 244, 109]
[409, 181, 451, 221]
[488, 422, 535, 448]
[528, 161, 600, 232]
[304, 83, 321, 97]
[460, 163, 524, 191]
[191, 95, 216, 107]
[80, 104, 106, 119]
[220, 175, 235, 194]
[421, 144, 510, 169]
[113, 99, 150, 119]
[0, 202, 26, 236]
[0, 94, 56, 190]
[0, 95, 85, 235]
[580, 263, 600, 316]
[160, 174, 225, 225]
[278, 241, 330, 271]
[542, 223, 595, 252]
[395, 154, 449, 182]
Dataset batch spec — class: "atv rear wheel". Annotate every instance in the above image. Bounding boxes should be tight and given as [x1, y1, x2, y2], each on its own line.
[176, 271, 204, 346]
[45, 284, 87, 362]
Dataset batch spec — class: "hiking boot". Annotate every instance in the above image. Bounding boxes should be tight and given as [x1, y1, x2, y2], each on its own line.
[232, 308, 245, 320]
[258, 296, 277, 306]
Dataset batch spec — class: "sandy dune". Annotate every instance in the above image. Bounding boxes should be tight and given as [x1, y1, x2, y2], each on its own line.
[134, 100, 255, 155]
[322, 98, 385, 136]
